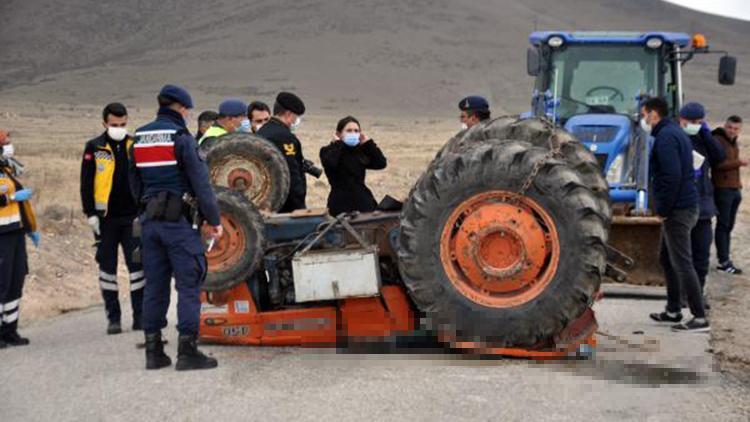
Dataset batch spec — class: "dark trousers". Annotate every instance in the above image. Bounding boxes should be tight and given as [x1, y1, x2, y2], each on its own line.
[141, 218, 207, 336]
[96, 216, 144, 323]
[0, 230, 28, 335]
[691, 218, 712, 290]
[714, 188, 742, 264]
[659, 205, 705, 318]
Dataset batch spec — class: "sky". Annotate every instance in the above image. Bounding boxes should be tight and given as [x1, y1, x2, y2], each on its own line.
[663, 0, 750, 21]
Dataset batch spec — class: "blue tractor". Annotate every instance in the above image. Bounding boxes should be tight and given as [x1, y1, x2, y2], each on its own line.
[526, 31, 737, 283]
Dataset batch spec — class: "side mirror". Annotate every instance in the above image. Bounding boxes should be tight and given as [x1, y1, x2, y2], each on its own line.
[719, 55, 737, 85]
[527, 47, 541, 77]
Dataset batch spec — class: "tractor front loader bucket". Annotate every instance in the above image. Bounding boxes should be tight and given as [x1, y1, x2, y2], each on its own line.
[607, 215, 664, 285]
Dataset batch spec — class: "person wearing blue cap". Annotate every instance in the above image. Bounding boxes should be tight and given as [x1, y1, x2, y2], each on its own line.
[641, 97, 708, 333]
[678, 102, 726, 308]
[130, 84, 223, 371]
[458, 96, 491, 130]
[197, 99, 249, 144]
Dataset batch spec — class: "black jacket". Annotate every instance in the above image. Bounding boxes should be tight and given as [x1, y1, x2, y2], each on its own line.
[649, 119, 698, 217]
[320, 139, 387, 216]
[80, 133, 138, 218]
[257, 117, 306, 212]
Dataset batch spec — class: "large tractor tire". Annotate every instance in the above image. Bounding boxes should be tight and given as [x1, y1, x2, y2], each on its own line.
[398, 140, 608, 348]
[205, 132, 290, 212]
[203, 187, 265, 292]
[436, 117, 611, 224]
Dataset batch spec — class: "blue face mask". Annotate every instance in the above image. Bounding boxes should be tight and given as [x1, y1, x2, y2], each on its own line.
[343, 132, 360, 147]
[239, 118, 251, 133]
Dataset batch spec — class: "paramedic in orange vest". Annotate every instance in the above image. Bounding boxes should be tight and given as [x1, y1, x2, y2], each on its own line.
[80, 103, 143, 335]
[0, 129, 39, 348]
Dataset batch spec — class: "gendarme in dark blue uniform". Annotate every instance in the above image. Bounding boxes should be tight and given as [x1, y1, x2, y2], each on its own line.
[129, 85, 221, 371]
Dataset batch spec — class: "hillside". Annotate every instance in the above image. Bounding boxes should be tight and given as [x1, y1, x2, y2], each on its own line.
[0, 0, 748, 117]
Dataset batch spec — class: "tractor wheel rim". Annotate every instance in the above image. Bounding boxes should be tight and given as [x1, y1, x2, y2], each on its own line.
[440, 190, 560, 308]
[210, 156, 272, 208]
[206, 214, 247, 272]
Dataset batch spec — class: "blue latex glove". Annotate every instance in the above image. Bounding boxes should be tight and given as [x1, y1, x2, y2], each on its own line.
[28, 231, 40, 248]
[11, 188, 33, 202]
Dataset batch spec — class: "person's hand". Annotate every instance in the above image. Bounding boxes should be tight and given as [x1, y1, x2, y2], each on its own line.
[359, 132, 367, 143]
[28, 231, 40, 248]
[87, 215, 100, 236]
[208, 225, 223, 240]
[333, 133, 341, 141]
[10, 188, 33, 202]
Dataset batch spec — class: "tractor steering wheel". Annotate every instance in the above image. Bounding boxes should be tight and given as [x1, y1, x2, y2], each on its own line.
[585, 86, 625, 102]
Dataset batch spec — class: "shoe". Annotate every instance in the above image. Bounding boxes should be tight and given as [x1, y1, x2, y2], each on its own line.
[650, 311, 682, 323]
[175, 334, 218, 371]
[717, 261, 743, 275]
[145, 332, 172, 370]
[671, 318, 710, 333]
[132, 317, 143, 331]
[3, 331, 30, 346]
[107, 321, 122, 335]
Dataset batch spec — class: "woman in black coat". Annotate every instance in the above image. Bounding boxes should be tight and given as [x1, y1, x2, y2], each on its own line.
[319, 116, 387, 216]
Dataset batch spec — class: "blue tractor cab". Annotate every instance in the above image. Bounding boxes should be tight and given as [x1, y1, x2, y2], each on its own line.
[525, 31, 737, 283]
[526, 31, 735, 215]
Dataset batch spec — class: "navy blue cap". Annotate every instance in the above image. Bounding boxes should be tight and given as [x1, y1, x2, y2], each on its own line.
[159, 84, 194, 109]
[458, 96, 489, 112]
[218, 99, 248, 117]
[680, 102, 705, 120]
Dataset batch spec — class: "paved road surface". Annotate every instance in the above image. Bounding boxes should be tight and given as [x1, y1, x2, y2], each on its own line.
[1, 292, 748, 421]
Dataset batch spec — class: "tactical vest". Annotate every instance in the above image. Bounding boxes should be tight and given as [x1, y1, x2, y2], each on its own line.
[133, 119, 189, 200]
[93, 138, 135, 213]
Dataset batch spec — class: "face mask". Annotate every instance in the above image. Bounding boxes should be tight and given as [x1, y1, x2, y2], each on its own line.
[290, 117, 302, 133]
[342, 133, 360, 147]
[107, 127, 128, 141]
[252, 123, 264, 133]
[683, 123, 701, 136]
[639, 118, 652, 133]
[461, 123, 469, 131]
[2, 143, 14, 158]
[239, 118, 251, 133]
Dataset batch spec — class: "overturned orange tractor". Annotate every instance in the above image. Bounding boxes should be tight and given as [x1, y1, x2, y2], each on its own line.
[198, 117, 612, 358]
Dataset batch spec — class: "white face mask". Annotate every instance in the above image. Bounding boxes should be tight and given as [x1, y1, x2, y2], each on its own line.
[639, 117, 652, 133]
[107, 126, 128, 141]
[290, 116, 302, 133]
[461, 123, 469, 131]
[2, 143, 14, 158]
[683, 123, 701, 136]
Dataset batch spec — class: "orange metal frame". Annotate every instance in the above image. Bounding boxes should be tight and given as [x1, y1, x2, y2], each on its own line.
[199, 282, 597, 359]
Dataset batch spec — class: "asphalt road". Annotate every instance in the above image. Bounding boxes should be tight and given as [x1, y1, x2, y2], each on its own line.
[2, 291, 748, 421]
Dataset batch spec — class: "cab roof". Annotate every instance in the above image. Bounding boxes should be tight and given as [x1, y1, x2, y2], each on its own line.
[529, 31, 691, 47]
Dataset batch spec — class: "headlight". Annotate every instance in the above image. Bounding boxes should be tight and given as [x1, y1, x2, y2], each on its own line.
[646, 37, 663, 49]
[606, 153, 625, 184]
[548, 36, 564, 48]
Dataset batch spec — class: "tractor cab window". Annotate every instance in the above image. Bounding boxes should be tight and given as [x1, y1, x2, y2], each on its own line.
[548, 45, 659, 122]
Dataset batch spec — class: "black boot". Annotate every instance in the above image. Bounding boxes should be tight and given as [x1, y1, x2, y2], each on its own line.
[175, 334, 217, 371]
[107, 321, 122, 335]
[145, 332, 172, 370]
[3, 331, 30, 346]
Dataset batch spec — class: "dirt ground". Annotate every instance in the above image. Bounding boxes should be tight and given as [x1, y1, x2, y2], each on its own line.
[3, 98, 749, 384]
